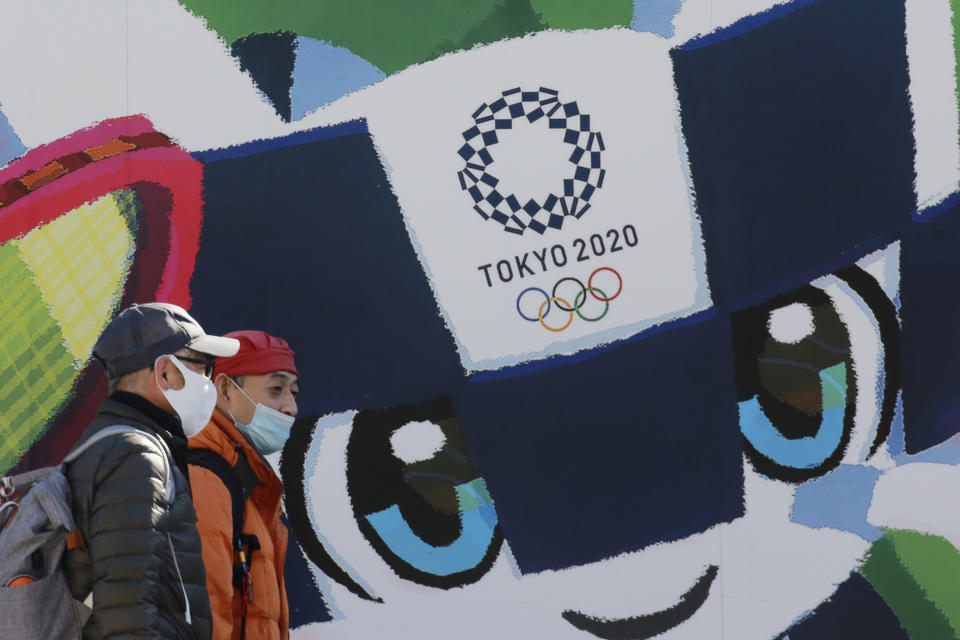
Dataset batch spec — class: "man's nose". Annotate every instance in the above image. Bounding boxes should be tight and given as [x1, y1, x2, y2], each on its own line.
[281, 392, 298, 417]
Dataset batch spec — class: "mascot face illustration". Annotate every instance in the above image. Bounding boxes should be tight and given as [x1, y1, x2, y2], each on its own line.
[274, 2, 953, 637]
[285, 247, 908, 640]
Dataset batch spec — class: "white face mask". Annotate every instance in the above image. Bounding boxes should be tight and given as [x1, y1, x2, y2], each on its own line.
[157, 355, 217, 438]
[228, 377, 295, 455]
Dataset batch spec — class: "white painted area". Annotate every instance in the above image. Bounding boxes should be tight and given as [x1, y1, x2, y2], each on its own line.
[714, 466, 869, 640]
[301, 30, 711, 371]
[767, 303, 815, 344]
[389, 421, 446, 464]
[811, 275, 884, 465]
[857, 243, 901, 308]
[869, 462, 960, 550]
[298, 411, 380, 607]
[0, 0, 285, 151]
[855, 244, 902, 472]
[490, 119, 576, 205]
[906, 0, 960, 211]
[671, 0, 791, 45]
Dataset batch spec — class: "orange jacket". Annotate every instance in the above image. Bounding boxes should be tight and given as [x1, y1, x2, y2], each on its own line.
[188, 409, 289, 640]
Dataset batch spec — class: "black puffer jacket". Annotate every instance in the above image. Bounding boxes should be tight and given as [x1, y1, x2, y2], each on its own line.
[65, 392, 213, 640]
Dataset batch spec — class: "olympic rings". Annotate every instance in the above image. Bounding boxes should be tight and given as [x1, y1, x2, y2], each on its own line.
[539, 297, 574, 332]
[588, 267, 622, 302]
[551, 277, 586, 312]
[516, 287, 551, 322]
[574, 287, 609, 322]
[515, 267, 623, 331]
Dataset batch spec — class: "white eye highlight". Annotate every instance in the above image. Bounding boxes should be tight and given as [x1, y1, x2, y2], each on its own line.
[767, 303, 815, 344]
[390, 421, 447, 464]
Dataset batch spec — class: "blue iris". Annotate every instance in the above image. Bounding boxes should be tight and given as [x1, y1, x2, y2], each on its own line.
[365, 477, 498, 576]
[738, 362, 847, 469]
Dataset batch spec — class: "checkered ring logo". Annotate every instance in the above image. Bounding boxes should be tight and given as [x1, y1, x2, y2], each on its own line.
[457, 87, 605, 236]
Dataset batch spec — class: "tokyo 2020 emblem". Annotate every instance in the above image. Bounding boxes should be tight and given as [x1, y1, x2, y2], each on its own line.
[457, 87, 605, 236]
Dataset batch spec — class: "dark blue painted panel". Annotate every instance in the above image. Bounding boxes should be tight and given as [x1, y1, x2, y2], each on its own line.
[455, 313, 744, 573]
[281, 514, 332, 626]
[231, 31, 297, 122]
[671, 0, 914, 311]
[900, 198, 960, 453]
[191, 124, 465, 417]
[775, 572, 908, 639]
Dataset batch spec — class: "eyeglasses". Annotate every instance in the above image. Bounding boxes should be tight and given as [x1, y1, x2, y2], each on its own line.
[174, 355, 215, 379]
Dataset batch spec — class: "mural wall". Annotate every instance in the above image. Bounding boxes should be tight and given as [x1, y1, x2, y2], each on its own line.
[2, 0, 960, 637]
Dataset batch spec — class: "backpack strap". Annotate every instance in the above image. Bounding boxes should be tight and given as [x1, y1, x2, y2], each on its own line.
[42, 426, 175, 553]
[187, 448, 260, 640]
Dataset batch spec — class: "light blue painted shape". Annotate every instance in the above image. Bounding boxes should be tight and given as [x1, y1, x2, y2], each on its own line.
[365, 477, 498, 576]
[0, 106, 25, 168]
[738, 363, 847, 469]
[290, 36, 387, 120]
[887, 392, 907, 459]
[791, 464, 883, 541]
[632, 0, 684, 38]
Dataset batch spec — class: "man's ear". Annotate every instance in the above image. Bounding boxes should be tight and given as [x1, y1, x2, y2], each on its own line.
[155, 356, 172, 391]
[215, 372, 231, 399]
[158, 356, 186, 391]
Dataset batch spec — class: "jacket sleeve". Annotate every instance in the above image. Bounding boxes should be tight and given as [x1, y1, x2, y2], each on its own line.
[189, 464, 238, 640]
[67, 433, 183, 639]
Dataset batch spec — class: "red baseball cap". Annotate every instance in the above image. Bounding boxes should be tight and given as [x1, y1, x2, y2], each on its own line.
[215, 330, 298, 378]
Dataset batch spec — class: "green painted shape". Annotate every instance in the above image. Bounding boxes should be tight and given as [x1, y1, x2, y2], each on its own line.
[885, 529, 960, 634]
[177, 0, 626, 75]
[455, 477, 495, 511]
[114, 188, 142, 237]
[529, 0, 632, 30]
[0, 242, 78, 474]
[820, 362, 847, 412]
[180, 0, 507, 74]
[860, 531, 956, 640]
[431, 0, 546, 63]
[953, 0, 960, 186]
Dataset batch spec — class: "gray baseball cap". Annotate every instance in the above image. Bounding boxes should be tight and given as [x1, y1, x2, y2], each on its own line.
[93, 303, 240, 378]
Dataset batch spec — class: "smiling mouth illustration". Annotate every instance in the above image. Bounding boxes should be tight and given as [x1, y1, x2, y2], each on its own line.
[562, 564, 719, 639]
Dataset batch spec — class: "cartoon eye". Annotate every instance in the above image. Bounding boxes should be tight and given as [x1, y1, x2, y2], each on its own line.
[281, 396, 504, 603]
[731, 265, 899, 482]
[347, 397, 503, 588]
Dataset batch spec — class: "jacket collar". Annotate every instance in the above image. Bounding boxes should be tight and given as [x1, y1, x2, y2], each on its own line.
[104, 391, 190, 476]
[109, 391, 185, 439]
[194, 409, 282, 491]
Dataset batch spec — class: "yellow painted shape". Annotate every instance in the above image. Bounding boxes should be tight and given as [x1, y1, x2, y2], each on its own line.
[17, 190, 137, 366]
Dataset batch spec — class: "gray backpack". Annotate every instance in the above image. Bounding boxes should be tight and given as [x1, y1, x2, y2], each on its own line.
[0, 426, 176, 640]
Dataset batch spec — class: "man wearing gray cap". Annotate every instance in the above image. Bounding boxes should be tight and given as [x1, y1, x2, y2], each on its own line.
[64, 303, 239, 640]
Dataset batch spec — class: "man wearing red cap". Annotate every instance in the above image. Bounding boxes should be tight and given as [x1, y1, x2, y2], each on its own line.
[187, 330, 299, 640]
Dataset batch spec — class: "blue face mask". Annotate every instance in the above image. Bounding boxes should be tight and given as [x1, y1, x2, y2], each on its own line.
[228, 378, 295, 455]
